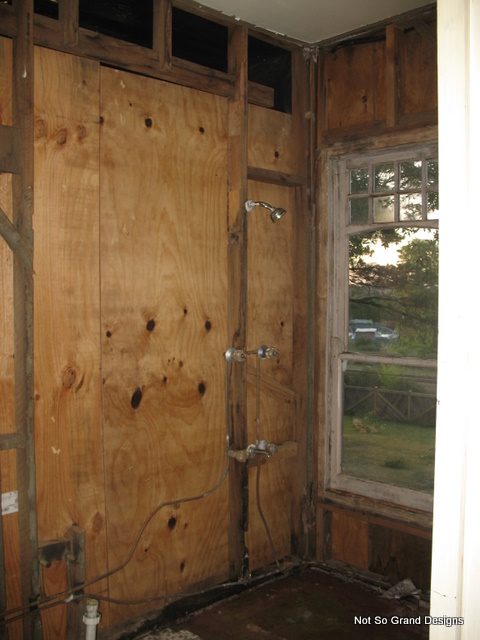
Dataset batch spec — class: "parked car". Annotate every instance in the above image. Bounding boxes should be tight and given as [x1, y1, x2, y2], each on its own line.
[349, 320, 398, 343]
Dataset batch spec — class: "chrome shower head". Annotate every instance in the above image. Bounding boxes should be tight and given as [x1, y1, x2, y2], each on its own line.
[269, 207, 286, 223]
[245, 200, 287, 223]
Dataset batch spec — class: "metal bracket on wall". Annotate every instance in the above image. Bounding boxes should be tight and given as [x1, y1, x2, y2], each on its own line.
[37, 526, 86, 640]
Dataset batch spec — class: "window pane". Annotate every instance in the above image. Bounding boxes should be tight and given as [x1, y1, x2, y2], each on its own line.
[400, 193, 422, 221]
[349, 229, 438, 359]
[342, 361, 436, 492]
[350, 168, 369, 194]
[374, 163, 395, 192]
[427, 159, 438, 187]
[400, 160, 422, 189]
[350, 197, 369, 224]
[427, 191, 439, 220]
[373, 195, 394, 222]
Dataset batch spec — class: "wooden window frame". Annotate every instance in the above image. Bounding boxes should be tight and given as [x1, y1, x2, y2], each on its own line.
[326, 141, 438, 513]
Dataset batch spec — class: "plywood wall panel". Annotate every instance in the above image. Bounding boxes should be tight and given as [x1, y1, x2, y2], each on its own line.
[246, 459, 293, 571]
[0, 37, 14, 437]
[245, 181, 296, 569]
[0, 178, 14, 438]
[100, 67, 229, 624]
[33, 46, 108, 633]
[331, 512, 369, 569]
[0, 35, 22, 640]
[248, 105, 294, 174]
[1, 450, 22, 640]
[247, 182, 294, 389]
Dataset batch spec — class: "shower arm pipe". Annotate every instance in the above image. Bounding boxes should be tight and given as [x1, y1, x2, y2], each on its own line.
[244, 200, 286, 223]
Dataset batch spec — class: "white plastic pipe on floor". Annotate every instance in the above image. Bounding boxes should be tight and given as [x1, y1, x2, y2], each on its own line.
[83, 599, 101, 640]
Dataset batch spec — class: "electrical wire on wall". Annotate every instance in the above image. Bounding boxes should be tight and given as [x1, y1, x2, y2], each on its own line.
[254, 356, 280, 569]
[0, 361, 234, 628]
[0, 353, 285, 630]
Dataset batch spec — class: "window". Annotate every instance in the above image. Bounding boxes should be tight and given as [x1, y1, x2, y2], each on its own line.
[328, 143, 438, 511]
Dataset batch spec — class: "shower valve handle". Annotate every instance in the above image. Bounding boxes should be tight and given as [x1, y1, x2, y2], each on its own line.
[225, 347, 247, 363]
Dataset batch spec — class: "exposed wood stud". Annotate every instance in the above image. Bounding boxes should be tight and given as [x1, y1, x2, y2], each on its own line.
[227, 25, 249, 580]
[0, 205, 33, 271]
[11, 1, 42, 638]
[0, 432, 25, 450]
[154, 0, 172, 68]
[289, 46, 317, 561]
[59, 0, 79, 47]
[0, 124, 19, 174]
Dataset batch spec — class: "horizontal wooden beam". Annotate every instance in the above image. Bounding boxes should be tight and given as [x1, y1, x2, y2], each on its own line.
[0, 5, 17, 37]
[0, 206, 33, 271]
[317, 114, 438, 148]
[246, 365, 296, 404]
[0, 124, 20, 174]
[248, 82, 275, 109]
[248, 166, 307, 187]
[0, 432, 26, 451]
[318, 500, 432, 540]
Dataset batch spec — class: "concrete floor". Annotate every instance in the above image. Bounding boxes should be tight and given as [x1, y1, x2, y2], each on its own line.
[131, 567, 429, 640]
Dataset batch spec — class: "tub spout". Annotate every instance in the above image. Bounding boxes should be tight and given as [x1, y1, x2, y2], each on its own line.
[247, 440, 279, 459]
[228, 440, 279, 463]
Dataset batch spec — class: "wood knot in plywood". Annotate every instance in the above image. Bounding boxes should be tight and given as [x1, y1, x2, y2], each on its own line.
[76, 124, 87, 141]
[56, 128, 68, 145]
[131, 387, 143, 409]
[92, 511, 105, 534]
[62, 365, 77, 388]
[34, 118, 47, 140]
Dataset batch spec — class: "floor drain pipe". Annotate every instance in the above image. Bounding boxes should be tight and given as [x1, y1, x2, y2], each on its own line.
[83, 598, 101, 640]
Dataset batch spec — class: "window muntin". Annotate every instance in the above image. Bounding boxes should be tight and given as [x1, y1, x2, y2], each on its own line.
[329, 144, 438, 511]
[348, 157, 439, 225]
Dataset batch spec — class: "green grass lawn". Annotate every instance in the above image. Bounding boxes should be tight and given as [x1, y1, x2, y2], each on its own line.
[342, 414, 435, 493]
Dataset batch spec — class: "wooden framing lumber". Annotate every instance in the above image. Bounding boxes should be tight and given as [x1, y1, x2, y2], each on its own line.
[247, 166, 306, 187]
[227, 25, 249, 580]
[0, 205, 33, 271]
[59, 0, 78, 46]
[154, 0, 172, 67]
[11, 1, 42, 638]
[0, 124, 19, 174]
[290, 47, 317, 560]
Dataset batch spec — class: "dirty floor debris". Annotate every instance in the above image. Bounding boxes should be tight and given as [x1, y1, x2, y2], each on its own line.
[131, 567, 429, 640]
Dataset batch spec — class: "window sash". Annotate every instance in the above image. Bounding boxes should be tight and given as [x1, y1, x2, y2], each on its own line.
[327, 143, 438, 512]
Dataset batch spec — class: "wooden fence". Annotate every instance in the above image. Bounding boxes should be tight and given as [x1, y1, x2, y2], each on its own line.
[344, 385, 436, 427]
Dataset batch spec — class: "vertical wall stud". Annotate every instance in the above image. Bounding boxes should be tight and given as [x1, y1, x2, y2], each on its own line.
[154, 0, 171, 69]
[290, 47, 317, 560]
[12, 1, 42, 637]
[227, 25, 249, 580]
[60, 0, 79, 47]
